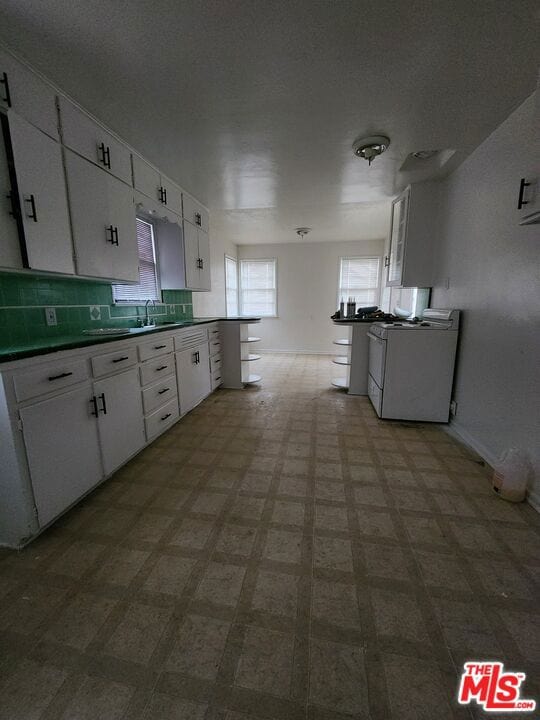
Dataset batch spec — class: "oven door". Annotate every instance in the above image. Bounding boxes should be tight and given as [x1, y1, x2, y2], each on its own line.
[367, 332, 386, 388]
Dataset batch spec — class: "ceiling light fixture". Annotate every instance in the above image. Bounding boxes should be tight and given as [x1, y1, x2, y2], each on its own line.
[295, 227, 311, 239]
[352, 135, 390, 165]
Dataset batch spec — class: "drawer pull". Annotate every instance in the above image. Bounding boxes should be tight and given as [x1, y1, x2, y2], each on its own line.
[155, 365, 168, 371]
[90, 396, 99, 417]
[48, 371, 73, 381]
[158, 387, 170, 395]
[195, 211, 202, 226]
[112, 355, 130, 363]
[154, 344, 167, 349]
[1, 72, 12, 107]
[161, 412, 172, 421]
[24, 194, 38, 222]
[98, 392, 107, 414]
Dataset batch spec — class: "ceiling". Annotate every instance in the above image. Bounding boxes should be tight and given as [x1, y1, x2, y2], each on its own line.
[1, 1, 538, 245]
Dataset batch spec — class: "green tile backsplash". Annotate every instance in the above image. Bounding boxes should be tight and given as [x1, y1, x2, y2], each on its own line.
[0, 272, 193, 346]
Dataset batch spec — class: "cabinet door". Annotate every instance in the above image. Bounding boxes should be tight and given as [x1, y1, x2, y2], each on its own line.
[8, 113, 74, 274]
[20, 385, 103, 527]
[197, 228, 211, 290]
[157, 220, 186, 289]
[59, 97, 132, 185]
[132, 154, 161, 203]
[387, 188, 409, 286]
[182, 194, 209, 232]
[176, 342, 210, 415]
[183, 220, 201, 289]
[160, 174, 183, 216]
[0, 116, 22, 268]
[65, 150, 138, 281]
[94, 368, 145, 476]
[0, 48, 59, 139]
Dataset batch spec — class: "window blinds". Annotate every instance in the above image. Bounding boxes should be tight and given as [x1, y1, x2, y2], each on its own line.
[113, 218, 160, 302]
[240, 259, 277, 317]
[225, 256, 239, 317]
[338, 257, 380, 305]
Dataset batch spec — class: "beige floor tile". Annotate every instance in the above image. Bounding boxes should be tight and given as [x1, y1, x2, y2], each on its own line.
[235, 625, 294, 697]
[165, 614, 230, 679]
[104, 602, 172, 664]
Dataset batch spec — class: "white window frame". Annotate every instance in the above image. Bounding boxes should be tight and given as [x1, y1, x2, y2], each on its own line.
[113, 217, 161, 304]
[224, 254, 239, 317]
[239, 258, 278, 318]
[337, 256, 381, 308]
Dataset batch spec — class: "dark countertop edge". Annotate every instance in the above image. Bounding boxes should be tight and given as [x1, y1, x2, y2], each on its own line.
[332, 318, 380, 323]
[0, 317, 261, 364]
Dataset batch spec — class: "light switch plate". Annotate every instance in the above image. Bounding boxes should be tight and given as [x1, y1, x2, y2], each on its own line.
[45, 307, 57, 326]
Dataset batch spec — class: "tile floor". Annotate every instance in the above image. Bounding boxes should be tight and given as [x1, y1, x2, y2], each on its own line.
[0, 353, 539, 720]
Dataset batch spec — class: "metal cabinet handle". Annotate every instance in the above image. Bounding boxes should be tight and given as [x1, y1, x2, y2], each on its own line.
[159, 186, 167, 204]
[48, 371, 73, 381]
[106, 225, 119, 245]
[192, 351, 198, 364]
[112, 355, 130, 363]
[98, 142, 111, 169]
[24, 195, 38, 222]
[158, 387, 170, 395]
[90, 396, 99, 417]
[98, 392, 107, 414]
[163, 187, 167, 204]
[195, 211, 202, 226]
[517, 178, 530, 209]
[384, 255, 390, 268]
[155, 365, 168, 371]
[6, 192, 16, 217]
[154, 344, 167, 349]
[1, 72, 12, 107]
[161, 412, 172, 421]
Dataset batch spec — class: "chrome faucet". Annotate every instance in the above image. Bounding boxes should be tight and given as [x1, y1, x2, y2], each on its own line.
[144, 299, 156, 326]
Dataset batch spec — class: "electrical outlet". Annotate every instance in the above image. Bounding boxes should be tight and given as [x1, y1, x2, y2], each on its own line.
[45, 307, 57, 326]
[449, 400, 457, 416]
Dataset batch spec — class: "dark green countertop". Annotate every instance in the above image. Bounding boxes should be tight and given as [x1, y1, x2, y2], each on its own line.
[0, 317, 261, 364]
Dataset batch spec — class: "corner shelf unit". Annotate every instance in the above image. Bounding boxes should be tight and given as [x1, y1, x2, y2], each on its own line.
[220, 319, 262, 388]
[331, 333, 352, 391]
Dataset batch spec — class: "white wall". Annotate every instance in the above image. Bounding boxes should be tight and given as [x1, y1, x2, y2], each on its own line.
[238, 239, 384, 353]
[192, 234, 237, 318]
[431, 92, 540, 502]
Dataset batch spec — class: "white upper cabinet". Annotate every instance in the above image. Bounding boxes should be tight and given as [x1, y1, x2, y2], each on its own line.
[183, 194, 209, 233]
[0, 116, 22, 269]
[517, 79, 540, 225]
[0, 47, 59, 140]
[64, 150, 138, 282]
[386, 181, 440, 288]
[8, 112, 74, 275]
[183, 220, 201, 289]
[132, 154, 183, 215]
[58, 97, 132, 186]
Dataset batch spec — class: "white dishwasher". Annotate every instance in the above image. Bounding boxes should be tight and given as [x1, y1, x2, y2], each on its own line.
[367, 309, 460, 422]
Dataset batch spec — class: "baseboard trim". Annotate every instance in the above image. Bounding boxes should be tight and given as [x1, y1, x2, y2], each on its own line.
[443, 420, 538, 512]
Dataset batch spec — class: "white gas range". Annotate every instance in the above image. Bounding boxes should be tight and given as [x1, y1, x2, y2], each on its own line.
[367, 309, 460, 422]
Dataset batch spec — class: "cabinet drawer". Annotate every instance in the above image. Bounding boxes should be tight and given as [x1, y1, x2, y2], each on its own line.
[209, 339, 221, 357]
[210, 355, 222, 373]
[59, 97, 132, 185]
[91, 346, 138, 378]
[138, 336, 174, 362]
[142, 376, 178, 415]
[182, 194, 209, 232]
[145, 398, 179, 440]
[14, 358, 89, 402]
[211, 371, 222, 390]
[174, 327, 208, 351]
[140, 353, 175, 386]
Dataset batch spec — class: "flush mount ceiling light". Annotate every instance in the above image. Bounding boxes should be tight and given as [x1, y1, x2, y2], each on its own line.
[295, 227, 311, 239]
[352, 135, 390, 165]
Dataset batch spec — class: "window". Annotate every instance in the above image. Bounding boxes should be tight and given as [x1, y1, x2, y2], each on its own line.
[240, 259, 277, 317]
[338, 256, 380, 306]
[225, 255, 238, 317]
[113, 218, 160, 302]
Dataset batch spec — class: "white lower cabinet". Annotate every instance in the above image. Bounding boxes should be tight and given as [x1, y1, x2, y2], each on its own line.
[19, 384, 103, 527]
[176, 342, 210, 415]
[93, 368, 145, 475]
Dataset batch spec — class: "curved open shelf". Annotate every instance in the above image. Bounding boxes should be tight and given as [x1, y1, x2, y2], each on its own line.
[242, 354, 261, 362]
[331, 378, 349, 389]
[332, 356, 351, 366]
[243, 374, 262, 384]
[241, 337, 261, 343]
[333, 339, 351, 346]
